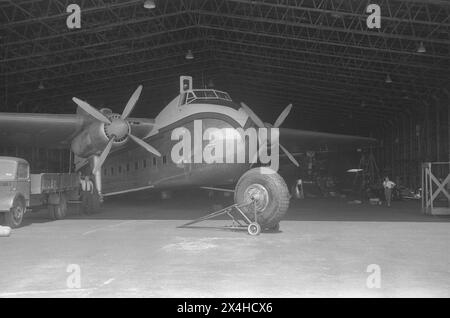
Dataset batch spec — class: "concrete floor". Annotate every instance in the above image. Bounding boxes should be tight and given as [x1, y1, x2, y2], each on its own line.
[0, 190, 449, 297]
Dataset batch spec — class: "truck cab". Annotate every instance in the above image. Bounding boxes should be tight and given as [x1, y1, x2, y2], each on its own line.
[0, 157, 30, 228]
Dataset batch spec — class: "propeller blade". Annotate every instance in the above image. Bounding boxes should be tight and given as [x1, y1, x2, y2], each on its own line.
[93, 137, 115, 174]
[122, 85, 143, 119]
[280, 144, 300, 167]
[72, 97, 111, 124]
[128, 134, 161, 157]
[240, 102, 265, 128]
[274, 103, 292, 128]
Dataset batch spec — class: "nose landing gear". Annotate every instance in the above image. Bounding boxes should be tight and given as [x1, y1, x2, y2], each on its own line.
[178, 167, 289, 235]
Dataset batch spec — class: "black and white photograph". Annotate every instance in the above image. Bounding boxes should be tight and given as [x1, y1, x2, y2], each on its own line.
[0, 0, 449, 300]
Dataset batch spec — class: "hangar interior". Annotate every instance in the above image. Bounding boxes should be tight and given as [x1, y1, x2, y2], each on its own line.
[0, 0, 450, 298]
[1, 0, 449, 191]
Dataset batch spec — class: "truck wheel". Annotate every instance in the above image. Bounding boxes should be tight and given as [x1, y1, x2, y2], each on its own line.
[5, 198, 25, 228]
[49, 194, 67, 220]
[234, 167, 290, 230]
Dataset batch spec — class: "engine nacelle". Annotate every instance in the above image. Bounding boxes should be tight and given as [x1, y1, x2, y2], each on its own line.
[71, 122, 109, 158]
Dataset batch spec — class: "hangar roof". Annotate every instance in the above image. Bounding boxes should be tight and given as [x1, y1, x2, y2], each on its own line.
[1, 0, 449, 134]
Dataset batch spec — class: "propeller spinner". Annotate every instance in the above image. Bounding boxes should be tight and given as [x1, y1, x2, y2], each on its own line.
[72, 85, 160, 174]
[240, 102, 299, 167]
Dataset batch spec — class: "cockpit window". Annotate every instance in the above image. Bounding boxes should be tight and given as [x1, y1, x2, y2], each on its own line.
[215, 92, 226, 99]
[183, 90, 232, 105]
[186, 92, 196, 104]
[204, 91, 216, 98]
[216, 91, 232, 100]
[195, 91, 207, 98]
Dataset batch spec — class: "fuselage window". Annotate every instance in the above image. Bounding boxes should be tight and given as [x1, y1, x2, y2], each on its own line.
[135, 161, 138, 170]
[152, 157, 157, 166]
[126, 163, 130, 172]
[143, 159, 147, 168]
[111, 167, 114, 175]
[104, 168, 107, 176]
[162, 155, 167, 165]
[118, 165, 122, 174]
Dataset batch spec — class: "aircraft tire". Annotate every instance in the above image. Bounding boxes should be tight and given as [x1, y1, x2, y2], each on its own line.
[234, 167, 290, 230]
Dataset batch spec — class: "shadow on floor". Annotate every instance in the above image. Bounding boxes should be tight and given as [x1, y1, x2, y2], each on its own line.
[22, 188, 450, 226]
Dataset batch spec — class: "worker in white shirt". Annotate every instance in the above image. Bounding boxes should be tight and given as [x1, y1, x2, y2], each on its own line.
[292, 179, 304, 199]
[80, 174, 94, 214]
[382, 176, 396, 207]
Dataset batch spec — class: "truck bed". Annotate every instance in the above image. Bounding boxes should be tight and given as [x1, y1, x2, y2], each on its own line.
[30, 173, 79, 195]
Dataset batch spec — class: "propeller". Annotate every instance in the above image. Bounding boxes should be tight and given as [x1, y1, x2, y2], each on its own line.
[73, 85, 160, 174]
[72, 97, 112, 124]
[121, 85, 142, 119]
[240, 102, 299, 167]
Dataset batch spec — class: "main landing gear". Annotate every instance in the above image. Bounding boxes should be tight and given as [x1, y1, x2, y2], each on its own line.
[178, 167, 290, 235]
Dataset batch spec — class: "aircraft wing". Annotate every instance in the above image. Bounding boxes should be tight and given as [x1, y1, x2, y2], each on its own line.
[0, 113, 83, 149]
[279, 127, 377, 153]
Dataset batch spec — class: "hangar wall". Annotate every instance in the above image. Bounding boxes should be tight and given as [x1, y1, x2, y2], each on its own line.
[0, 147, 71, 173]
[373, 91, 449, 189]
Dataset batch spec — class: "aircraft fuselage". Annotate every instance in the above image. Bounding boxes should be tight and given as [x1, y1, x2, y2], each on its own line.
[100, 105, 254, 196]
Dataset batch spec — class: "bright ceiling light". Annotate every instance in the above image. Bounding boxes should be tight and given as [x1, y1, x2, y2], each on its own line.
[185, 49, 194, 60]
[143, 0, 156, 9]
[417, 41, 426, 53]
[347, 168, 363, 173]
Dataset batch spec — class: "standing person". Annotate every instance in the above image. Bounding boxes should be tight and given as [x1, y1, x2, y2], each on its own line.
[383, 176, 396, 207]
[80, 174, 94, 214]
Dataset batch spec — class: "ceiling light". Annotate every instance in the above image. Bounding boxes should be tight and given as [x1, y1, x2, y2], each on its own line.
[143, 0, 156, 9]
[385, 74, 392, 83]
[347, 168, 363, 173]
[417, 41, 426, 53]
[185, 49, 194, 60]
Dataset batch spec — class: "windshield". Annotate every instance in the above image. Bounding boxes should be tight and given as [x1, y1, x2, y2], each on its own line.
[184, 90, 232, 105]
[0, 160, 17, 180]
